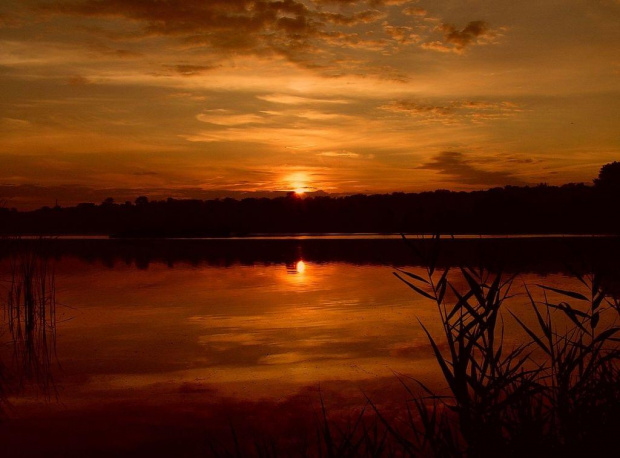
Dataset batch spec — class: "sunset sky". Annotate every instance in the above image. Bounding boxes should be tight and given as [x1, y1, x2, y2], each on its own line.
[1, 0, 618, 208]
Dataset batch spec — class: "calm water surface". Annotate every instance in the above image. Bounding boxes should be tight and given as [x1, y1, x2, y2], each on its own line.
[0, 237, 617, 456]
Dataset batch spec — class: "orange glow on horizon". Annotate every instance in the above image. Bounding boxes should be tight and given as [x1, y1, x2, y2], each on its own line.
[0, 0, 618, 209]
[287, 172, 310, 196]
[295, 260, 306, 274]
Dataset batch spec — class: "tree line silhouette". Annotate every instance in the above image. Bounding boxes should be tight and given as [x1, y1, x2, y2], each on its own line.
[1, 162, 619, 236]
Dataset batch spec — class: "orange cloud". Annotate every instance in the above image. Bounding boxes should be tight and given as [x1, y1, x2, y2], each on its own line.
[380, 99, 522, 124]
[425, 21, 499, 54]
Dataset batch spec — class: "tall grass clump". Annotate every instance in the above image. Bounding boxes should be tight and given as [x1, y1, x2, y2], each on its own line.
[1, 238, 57, 400]
[391, 234, 620, 457]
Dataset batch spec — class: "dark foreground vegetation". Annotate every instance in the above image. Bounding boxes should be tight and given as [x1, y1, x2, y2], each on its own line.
[387, 235, 620, 457]
[0, 241, 57, 414]
[1, 162, 619, 236]
[208, 235, 620, 457]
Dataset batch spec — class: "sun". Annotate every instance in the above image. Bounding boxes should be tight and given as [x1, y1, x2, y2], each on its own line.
[286, 171, 310, 195]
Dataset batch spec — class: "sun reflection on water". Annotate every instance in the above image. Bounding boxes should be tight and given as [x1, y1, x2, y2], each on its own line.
[286, 260, 307, 275]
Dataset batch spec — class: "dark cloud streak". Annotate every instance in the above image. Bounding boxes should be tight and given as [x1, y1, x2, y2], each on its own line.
[36, 0, 426, 71]
[441, 21, 492, 50]
[163, 64, 219, 76]
[419, 152, 526, 186]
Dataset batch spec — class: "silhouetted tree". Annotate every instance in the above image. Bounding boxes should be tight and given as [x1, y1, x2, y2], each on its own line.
[135, 196, 149, 206]
[1, 163, 620, 235]
[594, 161, 620, 190]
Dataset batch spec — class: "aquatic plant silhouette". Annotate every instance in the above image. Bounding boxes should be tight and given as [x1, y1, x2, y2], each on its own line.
[390, 234, 620, 457]
[2, 239, 57, 400]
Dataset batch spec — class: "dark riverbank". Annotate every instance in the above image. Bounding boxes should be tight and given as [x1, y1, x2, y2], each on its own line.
[1, 181, 619, 237]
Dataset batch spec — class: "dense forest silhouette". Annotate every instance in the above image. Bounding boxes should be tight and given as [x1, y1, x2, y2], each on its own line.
[1, 162, 619, 236]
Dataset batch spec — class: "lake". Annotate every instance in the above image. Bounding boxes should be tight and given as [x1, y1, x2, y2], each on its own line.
[0, 236, 618, 456]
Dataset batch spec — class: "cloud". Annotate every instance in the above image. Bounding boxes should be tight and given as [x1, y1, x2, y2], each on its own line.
[163, 64, 219, 76]
[131, 170, 159, 176]
[420, 41, 453, 53]
[1, 117, 32, 129]
[419, 152, 526, 186]
[196, 111, 266, 126]
[376, 0, 409, 4]
[256, 94, 349, 105]
[383, 25, 420, 44]
[0, 10, 23, 28]
[87, 43, 142, 59]
[68, 75, 92, 86]
[35, 0, 445, 72]
[380, 99, 522, 124]
[38, 0, 321, 59]
[311, 0, 409, 10]
[443, 21, 490, 48]
[312, 0, 361, 4]
[319, 9, 386, 26]
[38, 1, 384, 59]
[319, 31, 391, 52]
[403, 7, 427, 17]
[381, 100, 453, 117]
[426, 21, 497, 53]
[317, 151, 360, 157]
[295, 110, 351, 120]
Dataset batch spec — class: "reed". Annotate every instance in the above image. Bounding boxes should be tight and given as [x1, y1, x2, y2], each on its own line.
[1, 238, 57, 400]
[391, 234, 620, 457]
